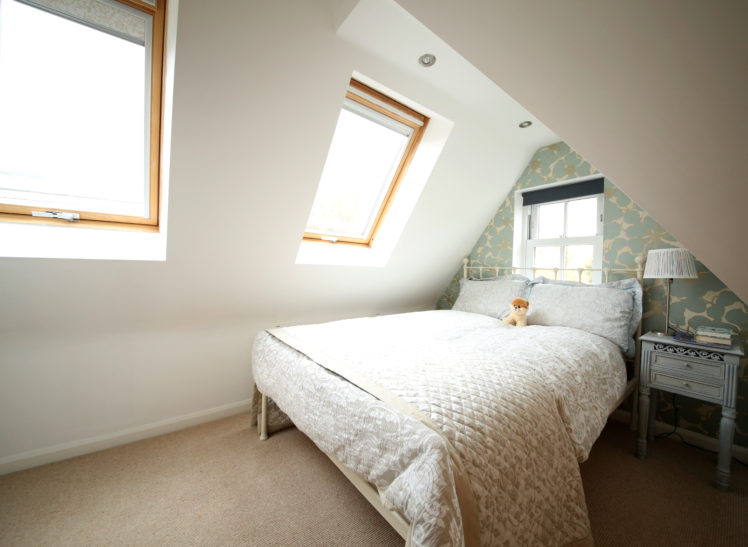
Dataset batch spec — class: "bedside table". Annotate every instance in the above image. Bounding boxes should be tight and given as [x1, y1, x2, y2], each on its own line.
[637, 331, 744, 490]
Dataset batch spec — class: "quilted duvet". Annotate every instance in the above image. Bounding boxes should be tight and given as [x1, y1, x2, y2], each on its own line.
[251, 310, 626, 546]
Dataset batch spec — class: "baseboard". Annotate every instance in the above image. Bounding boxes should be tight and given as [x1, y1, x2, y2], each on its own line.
[610, 409, 748, 465]
[0, 399, 252, 476]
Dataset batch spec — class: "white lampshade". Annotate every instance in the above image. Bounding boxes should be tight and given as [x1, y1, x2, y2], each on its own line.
[643, 248, 698, 279]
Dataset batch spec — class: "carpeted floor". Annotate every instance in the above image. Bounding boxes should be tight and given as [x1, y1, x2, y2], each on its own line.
[1, 414, 745, 546]
[581, 422, 747, 546]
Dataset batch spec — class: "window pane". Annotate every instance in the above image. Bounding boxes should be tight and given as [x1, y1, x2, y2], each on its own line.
[305, 107, 409, 239]
[564, 244, 594, 282]
[534, 245, 560, 279]
[0, 0, 148, 217]
[536, 202, 564, 239]
[566, 197, 597, 237]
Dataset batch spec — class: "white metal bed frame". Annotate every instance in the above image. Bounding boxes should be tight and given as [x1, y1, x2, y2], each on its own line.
[257, 255, 646, 543]
[461, 256, 644, 284]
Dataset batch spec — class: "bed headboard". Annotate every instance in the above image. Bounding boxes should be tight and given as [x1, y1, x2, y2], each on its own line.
[461, 255, 646, 284]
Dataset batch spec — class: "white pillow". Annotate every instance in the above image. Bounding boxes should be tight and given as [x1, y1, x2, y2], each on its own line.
[452, 277, 530, 318]
[527, 283, 634, 351]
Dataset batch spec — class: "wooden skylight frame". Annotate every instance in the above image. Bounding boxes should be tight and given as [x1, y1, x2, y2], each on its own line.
[303, 79, 429, 247]
[0, 0, 167, 233]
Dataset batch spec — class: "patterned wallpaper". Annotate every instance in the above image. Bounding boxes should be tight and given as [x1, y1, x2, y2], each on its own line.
[437, 142, 748, 447]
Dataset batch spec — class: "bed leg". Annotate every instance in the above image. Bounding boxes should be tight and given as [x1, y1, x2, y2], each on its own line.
[259, 393, 268, 441]
[631, 322, 642, 430]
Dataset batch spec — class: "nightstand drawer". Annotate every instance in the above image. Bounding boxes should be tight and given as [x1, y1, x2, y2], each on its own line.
[650, 352, 724, 380]
[650, 370, 723, 401]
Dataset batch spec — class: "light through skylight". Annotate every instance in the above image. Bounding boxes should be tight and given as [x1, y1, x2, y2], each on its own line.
[0, 0, 147, 217]
[306, 105, 411, 240]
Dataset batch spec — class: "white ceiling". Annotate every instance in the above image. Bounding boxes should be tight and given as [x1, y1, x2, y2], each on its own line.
[0, 0, 561, 338]
[398, 0, 748, 303]
[337, 0, 557, 153]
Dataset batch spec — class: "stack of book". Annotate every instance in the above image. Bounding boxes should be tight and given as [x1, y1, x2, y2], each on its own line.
[694, 326, 734, 347]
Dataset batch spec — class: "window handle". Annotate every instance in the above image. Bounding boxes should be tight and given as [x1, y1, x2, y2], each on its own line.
[32, 210, 80, 222]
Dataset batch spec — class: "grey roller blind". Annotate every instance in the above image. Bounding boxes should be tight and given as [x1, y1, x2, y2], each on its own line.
[522, 177, 604, 206]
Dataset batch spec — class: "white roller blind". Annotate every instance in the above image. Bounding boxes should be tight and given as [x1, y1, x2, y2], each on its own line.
[17, 0, 147, 44]
[347, 83, 424, 128]
[342, 99, 414, 137]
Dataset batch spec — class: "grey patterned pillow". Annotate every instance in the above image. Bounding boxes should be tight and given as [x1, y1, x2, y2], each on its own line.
[527, 283, 634, 351]
[452, 276, 531, 319]
[531, 277, 642, 355]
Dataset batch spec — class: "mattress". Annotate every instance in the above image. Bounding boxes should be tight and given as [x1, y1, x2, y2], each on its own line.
[251, 310, 626, 546]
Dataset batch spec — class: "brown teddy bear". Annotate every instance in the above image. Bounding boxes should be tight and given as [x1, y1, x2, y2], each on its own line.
[502, 297, 530, 326]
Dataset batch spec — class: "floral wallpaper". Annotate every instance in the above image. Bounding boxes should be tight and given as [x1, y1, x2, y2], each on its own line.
[437, 142, 748, 447]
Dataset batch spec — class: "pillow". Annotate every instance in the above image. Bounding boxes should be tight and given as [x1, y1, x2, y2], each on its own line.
[452, 276, 531, 318]
[531, 276, 643, 355]
[526, 282, 635, 352]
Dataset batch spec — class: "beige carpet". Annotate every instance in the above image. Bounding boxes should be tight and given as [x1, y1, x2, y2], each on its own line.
[1, 414, 746, 546]
[581, 422, 747, 546]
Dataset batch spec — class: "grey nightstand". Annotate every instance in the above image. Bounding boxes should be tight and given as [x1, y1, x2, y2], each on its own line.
[637, 331, 744, 490]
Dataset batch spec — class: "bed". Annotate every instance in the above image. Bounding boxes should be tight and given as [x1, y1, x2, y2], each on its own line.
[251, 258, 644, 546]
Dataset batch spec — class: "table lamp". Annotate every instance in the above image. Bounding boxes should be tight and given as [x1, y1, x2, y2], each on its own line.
[643, 248, 698, 335]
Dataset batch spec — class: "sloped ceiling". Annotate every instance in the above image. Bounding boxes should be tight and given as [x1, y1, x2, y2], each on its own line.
[0, 0, 559, 339]
[398, 0, 748, 302]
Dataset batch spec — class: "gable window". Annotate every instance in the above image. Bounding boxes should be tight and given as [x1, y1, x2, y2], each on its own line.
[303, 79, 429, 247]
[0, 0, 166, 231]
[518, 178, 604, 283]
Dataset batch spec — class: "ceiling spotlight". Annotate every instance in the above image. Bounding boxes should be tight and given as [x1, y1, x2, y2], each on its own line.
[418, 53, 436, 67]
[519, 120, 533, 128]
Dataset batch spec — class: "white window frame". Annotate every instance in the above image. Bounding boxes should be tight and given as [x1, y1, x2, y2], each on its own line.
[513, 176, 604, 283]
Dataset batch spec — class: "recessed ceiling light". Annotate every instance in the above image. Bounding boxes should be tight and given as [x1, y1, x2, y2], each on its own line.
[519, 120, 533, 128]
[418, 53, 436, 67]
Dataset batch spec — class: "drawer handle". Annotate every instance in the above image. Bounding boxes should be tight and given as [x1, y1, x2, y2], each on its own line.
[682, 382, 691, 388]
[684, 363, 692, 368]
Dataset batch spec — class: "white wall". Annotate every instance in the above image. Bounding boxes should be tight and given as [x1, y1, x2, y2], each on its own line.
[399, 0, 748, 303]
[0, 0, 551, 471]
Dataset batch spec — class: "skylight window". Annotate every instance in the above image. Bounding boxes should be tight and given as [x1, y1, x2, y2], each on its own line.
[303, 79, 428, 247]
[0, 0, 165, 230]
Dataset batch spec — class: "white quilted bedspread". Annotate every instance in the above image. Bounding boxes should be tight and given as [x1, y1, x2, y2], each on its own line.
[251, 310, 626, 546]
